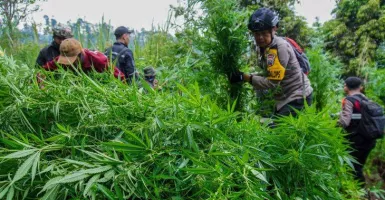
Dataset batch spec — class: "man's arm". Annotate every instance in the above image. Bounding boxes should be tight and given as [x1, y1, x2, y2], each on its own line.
[242, 74, 279, 90]
[36, 49, 46, 67]
[338, 98, 354, 128]
[42, 59, 58, 71]
[122, 50, 136, 79]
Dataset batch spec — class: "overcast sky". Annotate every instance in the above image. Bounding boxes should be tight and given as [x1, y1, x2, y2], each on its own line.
[31, 0, 336, 31]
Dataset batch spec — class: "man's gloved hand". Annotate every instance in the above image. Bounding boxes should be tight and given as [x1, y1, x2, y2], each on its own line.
[229, 71, 244, 84]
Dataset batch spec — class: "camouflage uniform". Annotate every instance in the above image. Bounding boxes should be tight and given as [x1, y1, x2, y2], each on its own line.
[143, 67, 158, 89]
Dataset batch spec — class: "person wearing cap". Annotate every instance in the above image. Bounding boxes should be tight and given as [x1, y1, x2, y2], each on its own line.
[338, 77, 376, 183]
[42, 38, 124, 79]
[36, 26, 73, 67]
[143, 67, 159, 89]
[105, 26, 137, 83]
[229, 7, 313, 117]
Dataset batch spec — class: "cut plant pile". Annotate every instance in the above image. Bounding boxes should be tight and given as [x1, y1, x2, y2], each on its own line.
[0, 52, 361, 199]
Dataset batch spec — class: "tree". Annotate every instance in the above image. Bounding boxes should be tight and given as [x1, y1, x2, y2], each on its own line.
[323, 0, 385, 76]
[0, 0, 45, 44]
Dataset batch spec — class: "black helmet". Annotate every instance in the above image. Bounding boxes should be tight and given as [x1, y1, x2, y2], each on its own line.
[248, 8, 279, 32]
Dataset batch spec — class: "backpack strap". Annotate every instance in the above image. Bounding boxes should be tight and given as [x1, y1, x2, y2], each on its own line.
[105, 47, 129, 63]
[346, 94, 367, 103]
[346, 94, 366, 112]
[115, 49, 130, 73]
[285, 37, 303, 53]
[114, 48, 129, 63]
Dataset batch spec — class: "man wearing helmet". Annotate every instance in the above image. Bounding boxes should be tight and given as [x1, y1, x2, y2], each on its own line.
[230, 7, 313, 117]
[36, 26, 73, 67]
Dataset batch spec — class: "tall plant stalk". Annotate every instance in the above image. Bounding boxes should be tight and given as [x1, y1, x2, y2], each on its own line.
[199, 0, 249, 110]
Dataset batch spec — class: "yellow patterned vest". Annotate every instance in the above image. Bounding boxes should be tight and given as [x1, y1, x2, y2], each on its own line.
[265, 48, 285, 81]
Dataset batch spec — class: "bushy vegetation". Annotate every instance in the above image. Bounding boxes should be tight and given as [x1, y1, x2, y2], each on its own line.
[0, 51, 360, 199]
[1, 0, 385, 199]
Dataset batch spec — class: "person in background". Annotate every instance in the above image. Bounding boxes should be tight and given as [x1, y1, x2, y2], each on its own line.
[42, 38, 124, 79]
[105, 26, 137, 83]
[338, 77, 377, 183]
[143, 66, 159, 89]
[36, 26, 73, 67]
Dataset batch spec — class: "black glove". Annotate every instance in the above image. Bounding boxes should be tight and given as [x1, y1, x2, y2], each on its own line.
[229, 71, 244, 84]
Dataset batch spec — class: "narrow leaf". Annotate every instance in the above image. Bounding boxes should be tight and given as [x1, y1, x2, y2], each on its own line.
[124, 130, 147, 147]
[3, 149, 37, 159]
[31, 151, 40, 183]
[97, 184, 115, 200]
[58, 172, 90, 183]
[81, 166, 112, 174]
[114, 181, 124, 200]
[56, 123, 68, 132]
[0, 185, 10, 199]
[84, 174, 100, 197]
[12, 152, 39, 183]
[64, 159, 94, 168]
[41, 186, 59, 200]
[103, 142, 145, 152]
[41, 176, 63, 192]
[181, 168, 214, 174]
[6, 186, 14, 200]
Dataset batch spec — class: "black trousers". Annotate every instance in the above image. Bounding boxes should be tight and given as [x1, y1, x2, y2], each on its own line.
[275, 93, 313, 117]
[348, 134, 377, 183]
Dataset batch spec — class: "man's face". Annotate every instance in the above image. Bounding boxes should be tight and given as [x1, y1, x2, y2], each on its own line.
[145, 75, 155, 82]
[251, 29, 275, 48]
[54, 36, 66, 45]
[122, 33, 130, 46]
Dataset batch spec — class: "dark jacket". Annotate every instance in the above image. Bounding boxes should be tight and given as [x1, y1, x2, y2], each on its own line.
[36, 41, 61, 67]
[104, 42, 136, 81]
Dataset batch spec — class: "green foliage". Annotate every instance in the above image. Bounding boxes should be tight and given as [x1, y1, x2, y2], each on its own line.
[0, 51, 361, 199]
[323, 0, 385, 75]
[307, 47, 343, 111]
[365, 138, 385, 198]
[68, 17, 115, 50]
[198, 0, 249, 110]
[365, 68, 385, 105]
[134, 31, 178, 68]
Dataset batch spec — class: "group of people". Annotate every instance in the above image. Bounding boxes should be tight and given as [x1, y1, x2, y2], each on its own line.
[36, 26, 158, 88]
[35, 7, 380, 185]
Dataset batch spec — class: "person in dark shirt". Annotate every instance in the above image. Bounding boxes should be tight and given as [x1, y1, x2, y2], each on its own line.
[105, 26, 137, 83]
[36, 26, 73, 67]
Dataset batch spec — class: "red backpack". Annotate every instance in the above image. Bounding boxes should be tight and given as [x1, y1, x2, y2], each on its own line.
[84, 49, 125, 80]
[285, 37, 311, 75]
